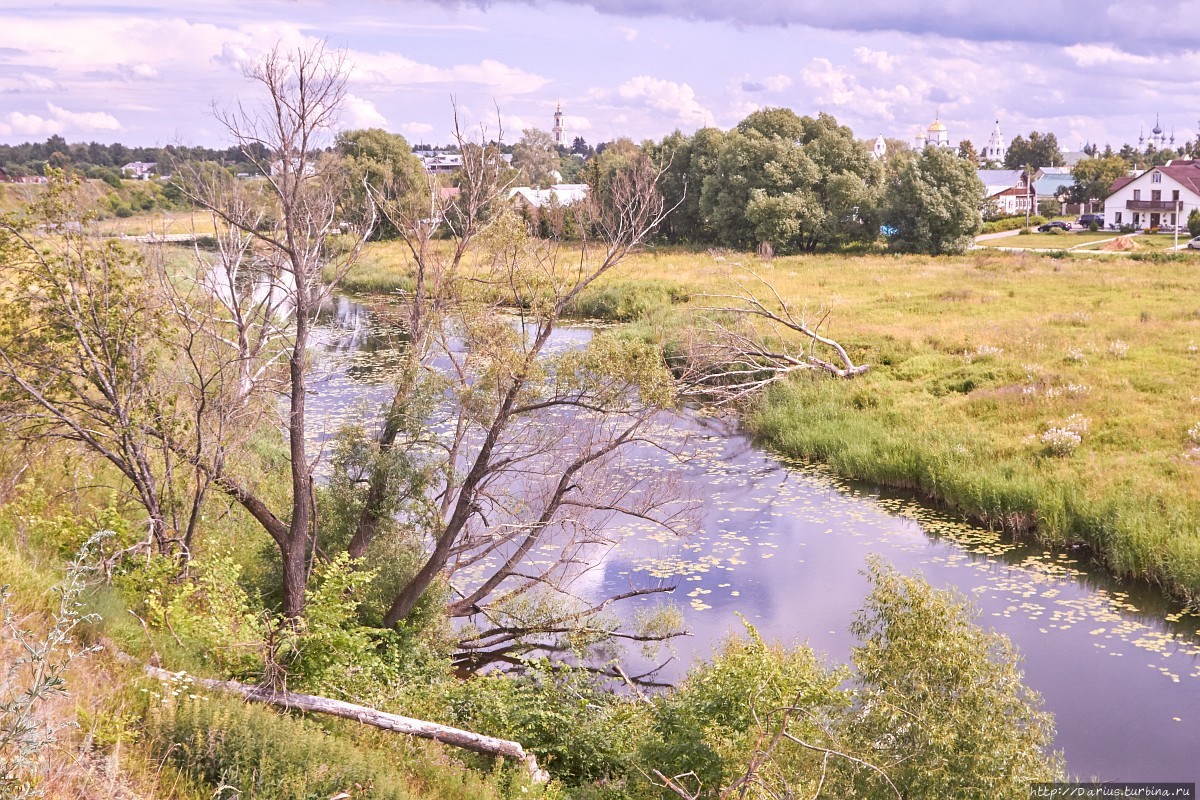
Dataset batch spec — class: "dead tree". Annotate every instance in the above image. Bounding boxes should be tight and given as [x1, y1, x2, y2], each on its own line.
[159, 42, 375, 619]
[678, 266, 868, 407]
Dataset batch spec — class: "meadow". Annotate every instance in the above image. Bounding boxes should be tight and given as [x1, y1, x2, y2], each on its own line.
[340, 241, 1200, 604]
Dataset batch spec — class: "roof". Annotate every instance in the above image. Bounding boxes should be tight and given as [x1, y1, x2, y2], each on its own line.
[1157, 160, 1200, 195]
[1104, 161, 1200, 199]
[976, 169, 1028, 198]
[508, 183, 590, 208]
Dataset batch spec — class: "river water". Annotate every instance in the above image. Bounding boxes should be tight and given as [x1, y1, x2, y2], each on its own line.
[309, 295, 1200, 782]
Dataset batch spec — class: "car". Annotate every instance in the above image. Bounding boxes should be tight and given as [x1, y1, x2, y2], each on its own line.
[1188, 236, 1200, 250]
[1078, 213, 1105, 228]
[1038, 221, 1071, 232]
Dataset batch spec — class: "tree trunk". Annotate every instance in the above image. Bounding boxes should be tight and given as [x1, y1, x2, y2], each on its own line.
[141, 665, 548, 783]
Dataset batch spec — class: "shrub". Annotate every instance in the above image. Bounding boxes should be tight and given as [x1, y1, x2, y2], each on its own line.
[1189, 208, 1200, 238]
[1089, 221, 1099, 232]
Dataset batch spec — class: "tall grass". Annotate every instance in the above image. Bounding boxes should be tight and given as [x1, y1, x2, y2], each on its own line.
[147, 693, 533, 800]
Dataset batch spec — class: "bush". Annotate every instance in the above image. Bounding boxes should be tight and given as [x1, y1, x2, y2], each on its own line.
[1088, 221, 1099, 232]
[1189, 208, 1200, 238]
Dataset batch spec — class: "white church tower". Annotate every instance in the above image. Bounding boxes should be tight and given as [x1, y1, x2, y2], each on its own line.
[552, 102, 565, 147]
[982, 119, 1007, 164]
[872, 134, 887, 160]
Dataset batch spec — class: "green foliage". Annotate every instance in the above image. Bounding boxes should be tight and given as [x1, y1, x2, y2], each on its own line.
[512, 129, 562, 187]
[1068, 155, 1130, 206]
[882, 147, 984, 254]
[847, 561, 1063, 797]
[446, 665, 645, 785]
[980, 215, 1046, 234]
[568, 279, 691, 321]
[639, 625, 846, 799]
[1188, 208, 1200, 238]
[698, 110, 881, 253]
[1003, 132, 1065, 169]
[338, 128, 428, 240]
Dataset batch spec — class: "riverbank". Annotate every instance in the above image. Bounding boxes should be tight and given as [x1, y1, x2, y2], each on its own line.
[341, 242, 1200, 605]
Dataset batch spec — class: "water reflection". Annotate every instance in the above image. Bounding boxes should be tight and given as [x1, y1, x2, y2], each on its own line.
[309, 296, 1200, 782]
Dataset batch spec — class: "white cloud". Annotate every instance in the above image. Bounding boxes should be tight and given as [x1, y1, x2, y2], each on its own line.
[0, 102, 122, 136]
[342, 94, 388, 129]
[46, 103, 122, 131]
[616, 76, 712, 126]
[617, 26, 639, 42]
[563, 114, 592, 131]
[0, 111, 61, 137]
[801, 58, 893, 120]
[762, 74, 792, 92]
[1063, 44, 1158, 68]
[401, 121, 435, 138]
[853, 47, 895, 72]
[124, 63, 160, 80]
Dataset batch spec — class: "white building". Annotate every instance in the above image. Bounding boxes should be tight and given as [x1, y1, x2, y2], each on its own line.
[915, 114, 950, 149]
[981, 120, 1006, 165]
[977, 169, 1040, 216]
[871, 134, 887, 160]
[121, 161, 156, 180]
[508, 183, 589, 211]
[1103, 159, 1200, 231]
[552, 102, 565, 148]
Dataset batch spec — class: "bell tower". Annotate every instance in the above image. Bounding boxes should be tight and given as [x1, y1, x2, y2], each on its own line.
[553, 102, 565, 147]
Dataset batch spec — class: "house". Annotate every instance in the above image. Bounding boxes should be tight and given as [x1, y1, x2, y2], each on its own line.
[1102, 159, 1200, 230]
[421, 153, 463, 175]
[508, 183, 589, 213]
[1033, 167, 1079, 214]
[977, 168, 1040, 217]
[121, 161, 156, 180]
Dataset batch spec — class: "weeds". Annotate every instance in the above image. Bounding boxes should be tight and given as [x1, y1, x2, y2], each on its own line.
[1, 533, 107, 798]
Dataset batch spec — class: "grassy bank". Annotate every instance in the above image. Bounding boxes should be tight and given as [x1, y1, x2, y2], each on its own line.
[675, 248, 1200, 601]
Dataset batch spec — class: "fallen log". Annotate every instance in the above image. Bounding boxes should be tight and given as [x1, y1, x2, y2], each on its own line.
[143, 665, 549, 783]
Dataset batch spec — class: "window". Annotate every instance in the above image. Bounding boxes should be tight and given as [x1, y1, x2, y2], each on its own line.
[1134, 189, 1141, 200]
[1152, 190, 1162, 201]
[1152, 172, 1162, 183]
[1115, 212, 1123, 223]
[1173, 190, 1180, 201]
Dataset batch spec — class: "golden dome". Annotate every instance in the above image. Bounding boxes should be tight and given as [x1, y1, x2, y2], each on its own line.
[928, 120, 947, 132]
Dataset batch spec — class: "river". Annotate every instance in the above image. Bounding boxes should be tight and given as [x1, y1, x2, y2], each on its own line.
[308, 295, 1200, 782]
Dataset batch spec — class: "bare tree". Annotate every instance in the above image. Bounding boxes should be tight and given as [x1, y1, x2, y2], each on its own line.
[161, 42, 376, 618]
[678, 266, 868, 407]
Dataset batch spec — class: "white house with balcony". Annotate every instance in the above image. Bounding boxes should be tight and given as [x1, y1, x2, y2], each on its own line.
[1103, 160, 1200, 230]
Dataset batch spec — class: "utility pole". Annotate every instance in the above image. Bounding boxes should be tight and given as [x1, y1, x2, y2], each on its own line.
[1025, 163, 1033, 229]
[1176, 199, 1182, 250]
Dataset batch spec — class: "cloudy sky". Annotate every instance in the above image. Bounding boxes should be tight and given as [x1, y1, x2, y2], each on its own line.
[2, 0, 1198, 152]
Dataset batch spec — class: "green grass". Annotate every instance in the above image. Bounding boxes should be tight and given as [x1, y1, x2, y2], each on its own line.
[607, 246, 1200, 604]
[977, 231, 1120, 249]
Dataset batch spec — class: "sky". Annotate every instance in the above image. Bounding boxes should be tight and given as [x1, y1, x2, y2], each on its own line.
[1, 0, 1199, 153]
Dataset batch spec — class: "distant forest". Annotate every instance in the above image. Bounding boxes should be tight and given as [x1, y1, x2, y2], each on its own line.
[0, 135, 274, 179]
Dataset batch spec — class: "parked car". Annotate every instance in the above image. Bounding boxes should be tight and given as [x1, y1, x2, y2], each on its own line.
[1077, 213, 1105, 228]
[1188, 236, 1200, 250]
[1037, 221, 1071, 232]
